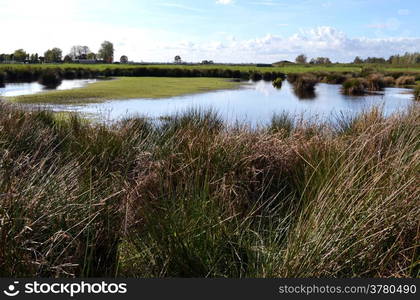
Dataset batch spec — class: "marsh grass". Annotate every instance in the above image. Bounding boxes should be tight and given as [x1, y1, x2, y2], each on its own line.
[366, 73, 385, 91]
[0, 103, 418, 278]
[396, 76, 416, 86]
[342, 78, 368, 95]
[414, 84, 420, 101]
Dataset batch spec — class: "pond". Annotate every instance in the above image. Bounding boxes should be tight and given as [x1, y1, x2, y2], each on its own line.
[2, 79, 416, 126]
[0, 79, 98, 97]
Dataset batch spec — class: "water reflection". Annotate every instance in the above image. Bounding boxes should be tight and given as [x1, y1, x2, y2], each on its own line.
[293, 88, 317, 100]
[0, 79, 98, 97]
[38, 80, 414, 126]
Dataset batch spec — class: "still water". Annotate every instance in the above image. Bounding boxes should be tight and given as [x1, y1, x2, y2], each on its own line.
[2, 80, 415, 126]
[0, 79, 98, 97]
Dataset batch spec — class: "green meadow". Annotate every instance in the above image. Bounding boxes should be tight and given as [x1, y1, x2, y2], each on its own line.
[8, 77, 241, 104]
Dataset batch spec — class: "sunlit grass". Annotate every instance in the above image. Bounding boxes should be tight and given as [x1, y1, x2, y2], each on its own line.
[7, 77, 241, 104]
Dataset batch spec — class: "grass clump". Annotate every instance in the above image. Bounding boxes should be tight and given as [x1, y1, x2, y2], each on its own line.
[366, 73, 385, 91]
[272, 77, 283, 89]
[396, 76, 416, 86]
[414, 84, 420, 101]
[342, 78, 368, 95]
[383, 76, 396, 86]
[292, 74, 318, 91]
[0, 102, 418, 278]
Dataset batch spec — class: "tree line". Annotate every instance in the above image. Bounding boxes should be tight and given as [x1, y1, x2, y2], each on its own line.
[0, 41, 130, 64]
[295, 52, 420, 65]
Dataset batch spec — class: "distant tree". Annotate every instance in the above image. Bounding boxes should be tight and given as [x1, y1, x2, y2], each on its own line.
[63, 55, 73, 63]
[44, 48, 62, 63]
[87, 52, 97, 60]
[13, 49, 27, 62]
[29, 53, 39, 63]
[310, 57, 332, 64]
[70, 45, 91, 60]
[174, 55, 182, 64]
[295, 54, 307, 64]
[120, 55, 128, 64]
[353, 56, 363, 64]
[98, 41, 114, 63]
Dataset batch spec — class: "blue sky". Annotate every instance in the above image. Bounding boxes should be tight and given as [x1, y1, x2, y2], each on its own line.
[1, 0, 419, 62]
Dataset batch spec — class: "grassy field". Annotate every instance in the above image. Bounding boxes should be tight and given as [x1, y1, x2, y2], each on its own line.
[7, 77, 241, 104]
[0, 102, 418, 278]
[1, 63, 419, 74]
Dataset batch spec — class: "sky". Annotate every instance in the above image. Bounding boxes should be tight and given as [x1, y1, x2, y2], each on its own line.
[1, 0, 419, 63]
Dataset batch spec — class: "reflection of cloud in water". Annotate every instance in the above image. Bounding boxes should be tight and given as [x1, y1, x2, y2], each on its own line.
[25, 81, 416, 127]
[0, 79, 98, 97]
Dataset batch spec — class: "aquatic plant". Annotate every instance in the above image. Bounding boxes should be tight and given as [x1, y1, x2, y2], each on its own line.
[272, 77, 283, 88]
[366, 73, 385, 91]
[320, 72, 348, 84]
[293, 74, 318, 92]
[342, 78, 368, 95]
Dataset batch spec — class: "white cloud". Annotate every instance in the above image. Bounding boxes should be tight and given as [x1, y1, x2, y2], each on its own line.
[397, 9, 410, 16]
[216, 0, 233, 5]
[368, 18, 401, 31]
[161, 26, 420, 63]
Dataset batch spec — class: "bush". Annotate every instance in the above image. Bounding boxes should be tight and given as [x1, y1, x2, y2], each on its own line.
[395, 76, 415, 86]
[342, 78, 368, 95]
[38, 71, 62, 89]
